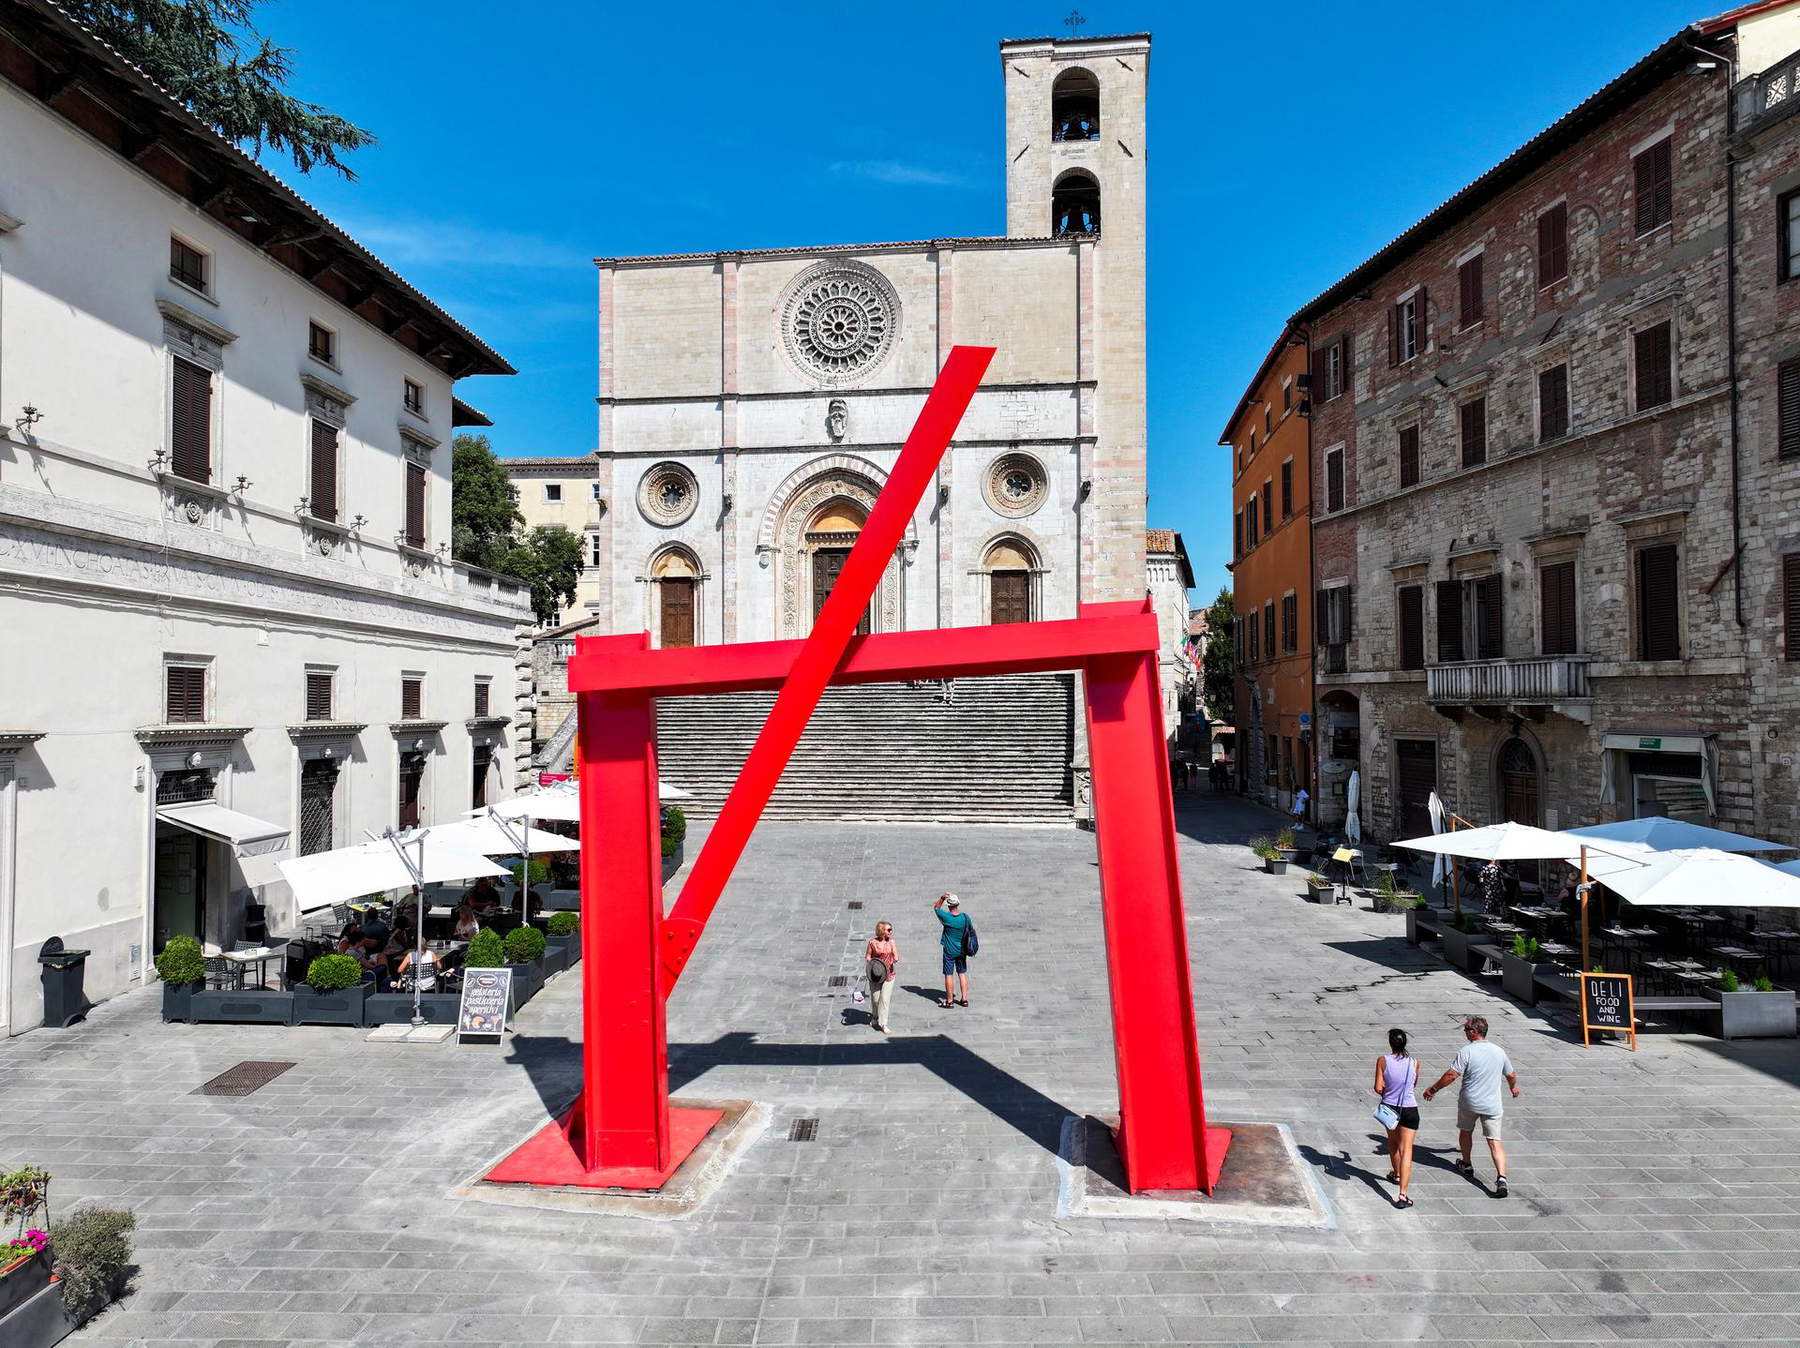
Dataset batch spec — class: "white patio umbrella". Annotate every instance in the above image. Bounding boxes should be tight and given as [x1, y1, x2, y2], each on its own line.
[1604, 848, 1800, 909]
[478, 778, 692, 823]
[1565, 817, 1788, 854]
[432, 817, 581, 857]
[1345, 770, 1362, 844]
[1772, 860, 1800, 879]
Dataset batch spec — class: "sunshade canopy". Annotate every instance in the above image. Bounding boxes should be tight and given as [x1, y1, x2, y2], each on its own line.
[430, 817, 581, 856]
[479, 781, 691, 823]
[277, 832, 508, 910]
[1392, 821, 1642, 876]
[1564, 817, 1788, 854]
[156, 800, 287, 852]
[1602, 848, 1800, 909]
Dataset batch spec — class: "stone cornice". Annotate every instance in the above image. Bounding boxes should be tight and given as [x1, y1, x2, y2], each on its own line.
[156, 297, 238, 345]
[0, 731, 45, 758]
[134, 724, 250, 750]
[389, 719, 449, 735]
[299, 372, 357, 406]
[464, 716, 510, 731]
[286, 721, 369, 740]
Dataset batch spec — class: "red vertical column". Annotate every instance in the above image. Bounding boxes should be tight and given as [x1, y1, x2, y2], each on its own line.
[1084, 647, 1223, 1193]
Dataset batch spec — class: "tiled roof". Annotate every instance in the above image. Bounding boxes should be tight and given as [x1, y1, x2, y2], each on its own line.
[1146, 529, 1178, 554]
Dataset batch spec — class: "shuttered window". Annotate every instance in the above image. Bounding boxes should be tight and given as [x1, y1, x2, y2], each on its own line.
[1281, 593, 1297, 652]
[309, 420, 338, 522]
[1634, 137, 1674, 236]
[1264, 602, 1275, 659]
[1786, 555, 1800, 660]
[1325, 448, 1345, 512]
[1398, 425, 1420, 488]
[1778, 359, 1800, 459]
[1397, 585, 1425, 670]
[1234, 509, 1243, 557]
[1538, 364, 1569, 441]
[401, 676, 423, 720]
[170, 357, 212, 484]
[1537, 204, 1568, 285]
[1458, 254, 1483, 327]
[305, 671, 333, 721]
[474, 679, 491, 717]
[1389, 289, 1425, 364]
[404, 462, 427, 548]
[1635, 322, 1673, 410]
[1460, 397, 1487, 468]
[1436, 580, 1464, 662]
[1280, 460, 1293, 518]
[1261, 480, 1273, 534]
[1474, 573, 1504, 659]
[1313, 333, 1352, 402]
[1540, 560, 1578, 656]
[166, 664, 206, 723]
[1635, 543, 1681, 661]
[169, 236, 206, 290]
[1247, 610, 1260, 662]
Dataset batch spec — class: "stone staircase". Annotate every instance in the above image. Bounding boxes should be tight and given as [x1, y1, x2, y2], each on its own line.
[654, 673, 1077, 822]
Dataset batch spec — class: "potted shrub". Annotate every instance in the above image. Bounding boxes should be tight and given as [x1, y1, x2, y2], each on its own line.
[661, 806, 688, 881]
[509, 857, 551, 913]
[48, 1206, 135, 1330]
[1714, 968, 1797, 1039]
[1372, 870, 1421, 914]
[1274, 827, 1301, 865]
[153, 935, 205, 1023]
[541, 911, 576, 976]
[1304, 871, 1335, 903]
[0, 1164, 52, 1323]
[291, 952, 369, 1026]
[1404, 894, 1435, 946]
[505, 925, 548, 1003]
[1501, 933, 1547, 1004]
[1250, 837, 1287, 876]
[1441, 911, 1480, 972]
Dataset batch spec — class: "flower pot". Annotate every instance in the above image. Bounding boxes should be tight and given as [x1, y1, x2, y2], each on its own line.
[0, 1247, 51, 1322]
[1501, 953, 1545, 1005]
[1714, 989, 1798, 1039]
[540, 942, 569, 977]
[1276, 848, 1301, 865]
[1264, 858, 1288, 876]
[1306, 880, 1335, 904]
[508, 960, 544, 1005]
[190, 990, 295, 1025]
[364, 991, 461, 1025]
[661, 838, 685, 883]
[161, 980, 198, 1023]
[290, 980, 369, 1026]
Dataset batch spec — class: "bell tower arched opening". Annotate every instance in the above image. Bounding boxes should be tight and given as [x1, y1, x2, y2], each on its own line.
[1051, 67, 1099, 141]
[1052, 170, 1101, 237]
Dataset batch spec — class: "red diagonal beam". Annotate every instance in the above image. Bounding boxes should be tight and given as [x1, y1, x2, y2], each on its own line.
[659, 345, 993, 985]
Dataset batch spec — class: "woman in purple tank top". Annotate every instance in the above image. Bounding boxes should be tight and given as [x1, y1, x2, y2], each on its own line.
[1374, 1027, 1420, 1208]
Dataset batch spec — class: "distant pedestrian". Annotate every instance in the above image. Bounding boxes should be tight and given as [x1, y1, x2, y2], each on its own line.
[1422, 1015, 1520, 1197]
[864, 921, 897, 1035]
[934, 892, 972, 1008]
[1373, 1027, 1420, 1209]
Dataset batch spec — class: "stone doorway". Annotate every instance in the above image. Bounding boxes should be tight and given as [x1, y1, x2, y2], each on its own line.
[809, 538, 870, 634]
[763, 456, 911, 639]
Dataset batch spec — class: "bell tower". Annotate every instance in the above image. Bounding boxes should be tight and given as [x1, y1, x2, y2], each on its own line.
[999, 31, 1150, 603]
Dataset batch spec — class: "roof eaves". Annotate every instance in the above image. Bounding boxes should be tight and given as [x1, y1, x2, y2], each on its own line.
[593, 235, 1074, 266]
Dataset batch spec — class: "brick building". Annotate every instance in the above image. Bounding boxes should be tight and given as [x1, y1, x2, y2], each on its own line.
[1288, 3, 1800, 843]
[1221, 330, 1315, 812]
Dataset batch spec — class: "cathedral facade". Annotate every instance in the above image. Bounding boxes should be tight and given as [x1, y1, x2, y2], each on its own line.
[586, 33, 1150, 649]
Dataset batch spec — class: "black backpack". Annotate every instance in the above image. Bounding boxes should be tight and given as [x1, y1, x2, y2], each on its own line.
[962, 918, 979, 958]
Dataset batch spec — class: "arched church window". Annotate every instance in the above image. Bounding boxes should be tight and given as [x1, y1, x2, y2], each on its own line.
[1051, 68, 1100, 141]
[1053, 171, 1101, 237]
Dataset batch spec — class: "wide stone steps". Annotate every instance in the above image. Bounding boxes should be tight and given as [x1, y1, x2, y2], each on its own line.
[655, 673, 1075, 822]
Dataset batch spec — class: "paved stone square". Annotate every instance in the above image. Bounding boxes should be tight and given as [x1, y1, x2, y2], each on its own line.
[6, 793, 1800, 1346]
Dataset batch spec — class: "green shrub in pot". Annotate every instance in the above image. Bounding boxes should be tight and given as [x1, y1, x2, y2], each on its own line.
[465, 928, 505, 969]
[152, 935, 205, 987]
[504, 925, 546, 965]
[303, 953, 362, 992]
[49, 1206, 136, 1327]
[546, 911, 579, 937]
[509, 858, 550, 889]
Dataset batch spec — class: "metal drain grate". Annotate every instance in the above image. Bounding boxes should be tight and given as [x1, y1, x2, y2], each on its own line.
[194, 1060, 296, 1097]
[788, 1117, 819, 1142]
[826, 974, 848, 987]
[846, 901, 864, 910]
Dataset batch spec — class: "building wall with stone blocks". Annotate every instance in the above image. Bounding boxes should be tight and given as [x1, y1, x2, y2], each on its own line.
[1302, 55, 1767, 844]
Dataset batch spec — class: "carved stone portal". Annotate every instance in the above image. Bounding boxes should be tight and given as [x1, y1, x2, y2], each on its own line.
[774, 470, 902, 638]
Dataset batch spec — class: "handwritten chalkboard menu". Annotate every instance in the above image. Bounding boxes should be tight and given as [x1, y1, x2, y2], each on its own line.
[457, 967, 513, 1042]
[1579, 971, 1636, 1050]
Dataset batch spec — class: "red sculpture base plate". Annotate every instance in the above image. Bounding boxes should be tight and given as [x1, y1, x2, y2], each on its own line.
[484, 1105, 724, 1190]
[1201, 1125, 1232, 1194]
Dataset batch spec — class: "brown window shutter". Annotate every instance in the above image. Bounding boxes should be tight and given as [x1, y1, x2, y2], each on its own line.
[170, 358, 212, 484]
[1540, 561, 1577, 655]
[401, 676, 422, 720]
[1398, 425, 1420, 488]
[1636, 544, 1681, 660]
[1436, 580, 1464, 662]
[1537, 204, 1568, 285]
[1280, 460, 1293, 516]
[1339, 333, 1353, 396]
[405, 462, 427, 548]
[1786, 555, 1800, 660]
[1461, 398, 1487, 467]
[1388, 302, 1400, 366]
[1234, 510, 1243, 556]
[1315, 590, 1330, 646]
[474, 680, 491, 716]
[1475, 573, 1504, 659]
[1635, 322, 1672, 409]
[1326, 451, 1344, 512]
[1635, 138, 1673, 234]
[1262, 481, 1273, 533]
[309, 421, 338, 521]
[1264, 603, 1275, 656]
[1414, 286, 1428, 354]
[1539, 364, 1569, 440]
[1778, 359, 1800, 458]
[1398, 586, 1424, 670]
[1311, 344, 1328, 400]
[1459, 256, 1482, 326]
[305, 671, 332, 720]
[165, 665, 205, 723]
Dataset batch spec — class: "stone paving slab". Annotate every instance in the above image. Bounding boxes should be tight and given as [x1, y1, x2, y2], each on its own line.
[4, 793, 1800, 1344]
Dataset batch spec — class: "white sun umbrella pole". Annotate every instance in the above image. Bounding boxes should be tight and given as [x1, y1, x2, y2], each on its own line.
[367, 827, 511, 1029]
[443, 813, 582, 925]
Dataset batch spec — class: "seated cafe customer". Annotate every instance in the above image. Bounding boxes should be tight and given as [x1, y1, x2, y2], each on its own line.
[453, 900, 480, 942]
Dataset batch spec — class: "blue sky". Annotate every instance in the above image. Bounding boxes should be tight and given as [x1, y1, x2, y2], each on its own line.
[253, 0, 1708, 603]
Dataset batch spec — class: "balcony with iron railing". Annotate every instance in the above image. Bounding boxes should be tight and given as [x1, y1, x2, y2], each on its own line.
[1737, 48, 1800, 134]
[1426, 654, 1592, 706]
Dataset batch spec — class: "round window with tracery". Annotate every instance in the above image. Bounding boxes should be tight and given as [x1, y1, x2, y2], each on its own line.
[983, 453, 1049, 519]
[779, 260, 901, 386]
[637, 462, 699, 527]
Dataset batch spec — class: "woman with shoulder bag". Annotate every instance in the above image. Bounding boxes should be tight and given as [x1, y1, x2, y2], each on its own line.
[864, 921, 897, 1035]
[1374, 1026, 1420, 1209]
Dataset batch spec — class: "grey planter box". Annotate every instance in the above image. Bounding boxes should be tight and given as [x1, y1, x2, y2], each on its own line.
[1715, 989, 1798, 1039]
[364, 992, 460, 1025]
[661, 838, 685, 882]
[539, 889, 580, 912]
[1441, 926, 1477, 972]
[1501, 953, 1547, 1005]
[161, 980, 198, 1023]
[0, 1247, 52, 1322]
[291, 981, 368, 1026]
[509, 960, 544, 1005]
[541, 942, 570, 977]
[1305, 880, 1335, 904]
[1276, 848, 1302, 866]
[1264, 858, 1288, 876]
[190, 989, 295, 1025]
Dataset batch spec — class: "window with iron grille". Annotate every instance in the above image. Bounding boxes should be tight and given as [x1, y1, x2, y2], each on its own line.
[401, 675, 423, 720]
[156, 767, 215, 804]
[1460, 397, 1487, 468]
[1324, 448, 1344, 513]
[1280, 460, 1293, 518]
[169, 236, 207, 290]
[170, 357, 212, 485]
[404, 461, 427, 548]
[1635, 543, 1681, 660]
[1635, 322, 1673, 410]
[308, 322, 334, 364]
[1458, 254, 1483, 327]
[299, 758, 339, 856]
[1538, 364, 1569, 441]
[1785, 554, 1800, 660]
[1398, 425, 1420, 489]
[1634, 136, 1674, 236]
[404, 378, 424, 414]
[309, 419, 339, 521]
[1397, 585, 1424, 670]
[304, 670, 333, 721]
[1540, 560, 1578, 656]
[1781, 359, 1800, 459]
[165, 663, 207, 723]
[474, 679, 491, 717]
[1537, 203, 1568, 285]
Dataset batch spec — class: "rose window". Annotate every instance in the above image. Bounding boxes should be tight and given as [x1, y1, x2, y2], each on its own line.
[779, 261, 901, 386]
[984, 453, 1049, 519]
[637, 462, 700, 527]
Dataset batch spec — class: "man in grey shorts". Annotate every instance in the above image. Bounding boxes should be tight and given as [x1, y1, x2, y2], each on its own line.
[1422, 1015, 1520, 1196]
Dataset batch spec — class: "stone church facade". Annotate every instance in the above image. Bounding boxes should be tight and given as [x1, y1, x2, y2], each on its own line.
[586, 33, 1150, 656]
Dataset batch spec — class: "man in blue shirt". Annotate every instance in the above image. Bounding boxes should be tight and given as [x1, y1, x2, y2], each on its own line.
[933, 892, 971, 1009]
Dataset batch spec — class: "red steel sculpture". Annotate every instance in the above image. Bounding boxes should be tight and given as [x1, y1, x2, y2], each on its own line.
[487, 346, 1229, 1194]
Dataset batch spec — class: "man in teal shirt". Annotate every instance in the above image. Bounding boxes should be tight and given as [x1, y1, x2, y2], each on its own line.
[934, 892, 971, 1008]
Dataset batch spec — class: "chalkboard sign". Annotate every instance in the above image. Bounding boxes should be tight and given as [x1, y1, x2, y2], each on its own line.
[457, 967, 513, 1042]
[1579, 971, 1636, 1050]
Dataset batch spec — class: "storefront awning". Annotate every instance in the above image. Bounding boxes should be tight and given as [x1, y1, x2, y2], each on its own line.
[155, 802, 291, 887]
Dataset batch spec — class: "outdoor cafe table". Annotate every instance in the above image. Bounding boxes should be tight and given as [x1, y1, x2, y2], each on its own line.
[1711, 944, 1765, 969]
[221, 946, 279, 990]
[1510, 904, 1562, 928]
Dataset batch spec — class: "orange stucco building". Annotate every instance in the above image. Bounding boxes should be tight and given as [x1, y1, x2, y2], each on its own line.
[1221, 329, 1314, 814]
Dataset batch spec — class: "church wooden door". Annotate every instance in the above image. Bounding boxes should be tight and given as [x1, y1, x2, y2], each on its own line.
[812, 547, 869, 635]
[660, 578, 696, 648]
[991, 570, 1030, 625]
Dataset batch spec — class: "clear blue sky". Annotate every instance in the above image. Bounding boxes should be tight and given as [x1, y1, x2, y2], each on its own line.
[253, 0, 1706, 605]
